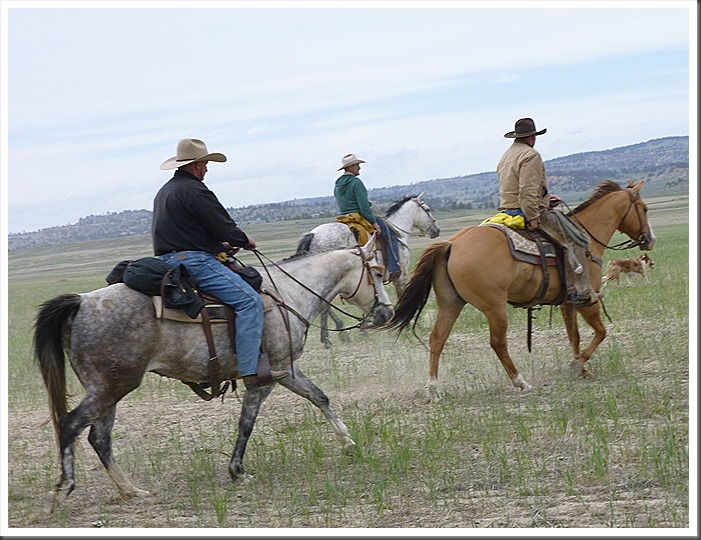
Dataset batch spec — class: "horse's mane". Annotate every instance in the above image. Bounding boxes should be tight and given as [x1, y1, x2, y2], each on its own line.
[568, 180, 627, 216]
[384, 195, 419, 218]
[280, 246, 348, 263]
[280, 250, 316, 263]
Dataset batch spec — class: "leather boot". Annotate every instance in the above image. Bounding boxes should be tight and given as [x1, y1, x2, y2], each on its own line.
[243, 370, 289, 390]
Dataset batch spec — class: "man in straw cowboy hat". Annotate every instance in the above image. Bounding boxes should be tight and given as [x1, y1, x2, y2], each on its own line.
[497, 118, 598, 307]
[334, 153, 401, 281]
[153, 138, 289, 389]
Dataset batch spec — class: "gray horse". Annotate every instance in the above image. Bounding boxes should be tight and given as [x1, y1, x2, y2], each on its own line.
[296, 193, 440, 346]
[34, 237, 393, 509]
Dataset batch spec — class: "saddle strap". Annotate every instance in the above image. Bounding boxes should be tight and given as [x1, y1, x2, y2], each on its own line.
[530, 234, 551, 305]
[184, 302, 240, 401]
[186, 307, 224, 401]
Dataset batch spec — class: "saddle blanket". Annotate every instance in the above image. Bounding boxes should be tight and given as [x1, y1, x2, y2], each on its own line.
[152, 293, 278, 323]
[152, 296, 228, 323]
[479, 222, 558, 264]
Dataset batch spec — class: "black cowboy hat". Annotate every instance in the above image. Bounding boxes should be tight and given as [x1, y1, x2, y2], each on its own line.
[504, 118, 547, 138]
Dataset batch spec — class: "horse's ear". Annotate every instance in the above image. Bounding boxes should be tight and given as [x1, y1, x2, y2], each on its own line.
[417, 191, 425, 200]
[361, 233, 376, 256]
[628, 179, 644, 194]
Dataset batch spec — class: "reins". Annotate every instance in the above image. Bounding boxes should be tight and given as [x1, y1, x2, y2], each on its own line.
[251, 248, 386, 333]
[565, 189, 648, 250]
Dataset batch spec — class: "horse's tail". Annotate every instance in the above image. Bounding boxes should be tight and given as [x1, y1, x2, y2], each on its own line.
[33, 293, 82, 435]
[385, 240, 451, 333]
[295, 233, 315, 256]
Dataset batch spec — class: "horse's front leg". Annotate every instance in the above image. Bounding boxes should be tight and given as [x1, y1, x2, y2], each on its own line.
[329, 309, 352, 343]
[573, 304, 607, 377]
[229, 384, 275, 482]
[560, 302, 581, 357]
[393, 276, 407, 299]
[560, 303, 606, 377]
[278, 368, 355, 453]
[319, 306, 332, 348]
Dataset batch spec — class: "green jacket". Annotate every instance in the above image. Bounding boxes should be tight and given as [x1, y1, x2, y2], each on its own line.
[334, 174, 377, 224]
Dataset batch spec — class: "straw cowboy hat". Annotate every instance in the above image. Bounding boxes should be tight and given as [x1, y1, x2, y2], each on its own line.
[160, 138, 227, 170]
[504, 118, 547, 139]
[338, 153, 366, 171]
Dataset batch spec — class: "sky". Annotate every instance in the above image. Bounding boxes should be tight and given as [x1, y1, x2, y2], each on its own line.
[1, 1, 696, 234]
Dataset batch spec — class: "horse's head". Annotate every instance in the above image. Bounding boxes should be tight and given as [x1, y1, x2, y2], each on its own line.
[412, 193, 440, 238]
[619, 180, 657, 251]
[571, 179, 657, 252]
[342, 234, 394, 328]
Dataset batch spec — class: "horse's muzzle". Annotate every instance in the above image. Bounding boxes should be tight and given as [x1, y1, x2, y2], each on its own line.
[360, 304, 394, 329]
[640, 234, 656, 251]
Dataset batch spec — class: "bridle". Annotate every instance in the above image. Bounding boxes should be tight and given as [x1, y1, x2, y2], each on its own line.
[338, 246, 390, 308]
[252, 247, 390, 329]
[384, 198, 438, 238]
[568, 188, 650, 251]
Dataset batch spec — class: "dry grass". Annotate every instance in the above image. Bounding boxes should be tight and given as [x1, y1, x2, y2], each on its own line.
[5, 203, 691, 532]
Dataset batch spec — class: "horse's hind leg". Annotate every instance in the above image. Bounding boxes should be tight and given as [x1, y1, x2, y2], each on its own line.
[427, 304, 463, 402]
[51, 395, 111, 509]
[279, 368, 355, 452]
[229, 384, 275, 482]
[483, 306, 532, 391]
[88, 406, 149, 499]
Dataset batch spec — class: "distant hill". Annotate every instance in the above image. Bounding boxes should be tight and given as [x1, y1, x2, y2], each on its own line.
[8, 136, 688, 252]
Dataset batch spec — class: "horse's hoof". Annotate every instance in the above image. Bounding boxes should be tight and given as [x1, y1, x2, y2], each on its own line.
[45, 491, 62, 515]
[121, 487, 150, 499]
[513, 373, 532, 392]
[230, 471, 254, 483]
[321, 339, 333, 349]
[339, 331, 351, 343]
[425, 382, 441, 403]
[341, 438, 357, 455]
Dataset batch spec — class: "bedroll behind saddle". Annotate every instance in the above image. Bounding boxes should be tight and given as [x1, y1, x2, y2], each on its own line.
[106, 257, 205, 318]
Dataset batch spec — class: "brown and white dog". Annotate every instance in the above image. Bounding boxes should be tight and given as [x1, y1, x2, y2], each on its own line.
[602, 254, 655, 287]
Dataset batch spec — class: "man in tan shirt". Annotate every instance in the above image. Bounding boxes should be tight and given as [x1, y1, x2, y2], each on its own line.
[497, 118, 598, 307]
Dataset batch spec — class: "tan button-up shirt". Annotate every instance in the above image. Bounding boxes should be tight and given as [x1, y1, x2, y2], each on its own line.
[497, 140, 549, 221]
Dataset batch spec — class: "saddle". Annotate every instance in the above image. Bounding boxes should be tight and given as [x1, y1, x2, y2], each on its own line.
[107, 258, 276, 400]
[152, 292, 277, 401]
[335, 215, 394, 279]
[479, 222, 567, 308]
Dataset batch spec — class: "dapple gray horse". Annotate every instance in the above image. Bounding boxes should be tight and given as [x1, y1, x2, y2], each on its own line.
[34, 237, 392, 509]
[296, 193, 440, 346]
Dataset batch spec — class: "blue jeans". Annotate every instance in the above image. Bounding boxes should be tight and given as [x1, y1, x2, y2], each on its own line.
[158, 251, 264, 377]
[376, 217, 401, 275]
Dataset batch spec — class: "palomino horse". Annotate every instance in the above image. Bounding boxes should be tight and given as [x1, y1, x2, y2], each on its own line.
[34, 237, 393, 508]
[386, 180, 655, 400]
[296, 193, 440, 346]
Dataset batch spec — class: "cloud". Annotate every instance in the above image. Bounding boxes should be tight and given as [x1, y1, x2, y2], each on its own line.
[4, 3, 693, 233]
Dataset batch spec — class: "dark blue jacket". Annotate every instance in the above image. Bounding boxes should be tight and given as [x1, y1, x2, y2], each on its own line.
[152, 170, 250, 255]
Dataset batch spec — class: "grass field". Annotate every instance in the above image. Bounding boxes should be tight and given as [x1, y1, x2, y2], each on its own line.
[5, 196, 693, 531]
